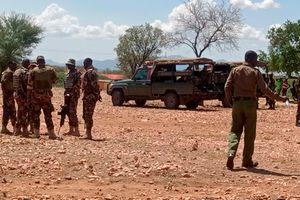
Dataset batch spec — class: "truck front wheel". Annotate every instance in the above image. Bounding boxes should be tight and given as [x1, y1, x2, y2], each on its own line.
[112, 90, 125, 106]
[164, 92, 179, 109]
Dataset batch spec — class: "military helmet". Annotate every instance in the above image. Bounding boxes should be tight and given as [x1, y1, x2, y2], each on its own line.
[66, 58, 76, 66]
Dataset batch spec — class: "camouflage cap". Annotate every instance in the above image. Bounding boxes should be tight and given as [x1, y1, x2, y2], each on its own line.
[66, 58, 76, 66]
[36, 55, 45, 61]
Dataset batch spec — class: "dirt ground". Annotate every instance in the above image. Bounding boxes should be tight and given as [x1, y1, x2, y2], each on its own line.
[0, 88, 300, 200]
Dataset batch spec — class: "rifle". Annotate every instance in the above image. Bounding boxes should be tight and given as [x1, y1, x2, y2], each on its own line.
[57, 94, 70, 135]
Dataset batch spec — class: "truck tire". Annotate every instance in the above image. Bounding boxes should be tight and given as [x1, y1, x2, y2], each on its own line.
[164, 92, 179, 109]
[221, 96, 231, 108]
[135, 99, 146, 107]
[185, 101, 199, 109]
[112, 90, 125, 106]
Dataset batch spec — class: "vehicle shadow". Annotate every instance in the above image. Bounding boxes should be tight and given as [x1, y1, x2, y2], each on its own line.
[122, 104, 220, 112]
[232, 167, 300, 177]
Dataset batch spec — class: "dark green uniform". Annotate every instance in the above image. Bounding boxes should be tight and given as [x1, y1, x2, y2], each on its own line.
[225, 62, 284, 167]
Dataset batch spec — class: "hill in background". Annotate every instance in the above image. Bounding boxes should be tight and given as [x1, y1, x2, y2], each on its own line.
[46, 59, 118, 71]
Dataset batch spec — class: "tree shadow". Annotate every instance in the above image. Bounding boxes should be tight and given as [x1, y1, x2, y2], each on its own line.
[232, 167, 300, 177]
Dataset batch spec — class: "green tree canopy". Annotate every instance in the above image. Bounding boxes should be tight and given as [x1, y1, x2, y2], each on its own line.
[267, 20, 300, 76]
[0, 13, 43, 72]
[115, 23, 168, 76]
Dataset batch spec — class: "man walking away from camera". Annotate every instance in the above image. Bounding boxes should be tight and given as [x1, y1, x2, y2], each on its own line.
[224, 50, 287, 170]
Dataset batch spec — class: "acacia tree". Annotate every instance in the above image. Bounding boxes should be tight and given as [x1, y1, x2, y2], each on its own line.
[115, 23, 168, 76]
[267, 20, 300, 76]
[171, 0, 242, 57]
[0, 13, 43, 72]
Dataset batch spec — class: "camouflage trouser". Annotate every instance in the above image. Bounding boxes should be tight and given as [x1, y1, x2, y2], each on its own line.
[15, 98, 29, 129]
[83, 94, 97, 130]
[67, 97, 79, 127]
[32, 98, 54, 130]
[2, 93, 16, 127]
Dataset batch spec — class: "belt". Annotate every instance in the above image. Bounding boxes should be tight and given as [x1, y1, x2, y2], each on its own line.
[233, 97, 257, 101]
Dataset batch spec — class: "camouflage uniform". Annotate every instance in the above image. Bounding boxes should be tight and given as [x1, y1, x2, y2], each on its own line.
[1, 67, 16, 133]
[296, 78, 300, 126]
[27, 56, 58, 139]
[64, 59, 81, 135]
[268, 75, 276, 109]
[82, 65, 101, 139]
[13, 66, 30, 136]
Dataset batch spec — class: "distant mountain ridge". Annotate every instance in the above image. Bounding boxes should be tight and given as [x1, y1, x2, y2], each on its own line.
[46, 59, 118, 70]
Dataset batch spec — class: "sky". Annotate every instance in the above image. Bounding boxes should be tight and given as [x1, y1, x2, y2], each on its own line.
[0, 0, 298, 63]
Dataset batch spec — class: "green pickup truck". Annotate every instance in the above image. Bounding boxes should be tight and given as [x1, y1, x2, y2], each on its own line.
[107, 58, 232, 109]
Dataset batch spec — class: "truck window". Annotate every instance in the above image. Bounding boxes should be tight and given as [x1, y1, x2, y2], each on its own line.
[133, 68, 148, 80]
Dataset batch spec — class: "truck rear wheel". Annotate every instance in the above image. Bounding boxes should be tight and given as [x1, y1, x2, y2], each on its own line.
[164, 92, 179, 109]
[185, 101, 199, 109]
[135, 99, 146, 107]
[112, 90, 125, 106]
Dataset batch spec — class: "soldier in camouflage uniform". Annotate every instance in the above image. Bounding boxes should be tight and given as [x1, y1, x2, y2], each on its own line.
[296, 78, 300, 127]
[82, 58, 101, 140]
[13, 59, 31, 136]
[27, 56, 58, 139]
[64, 59, 81, 136]
[1, 61, 17, 134]
[268, 72, 276, 109]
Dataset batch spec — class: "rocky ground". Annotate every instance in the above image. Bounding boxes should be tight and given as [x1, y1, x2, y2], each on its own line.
[0, 88, 300, 200]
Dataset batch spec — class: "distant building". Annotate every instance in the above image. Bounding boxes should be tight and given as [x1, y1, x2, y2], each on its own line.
[98, 73, 126, 81]
[97, 73, 126, 90]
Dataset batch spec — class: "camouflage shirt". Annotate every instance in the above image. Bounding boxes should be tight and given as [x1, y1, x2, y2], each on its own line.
[1, 68, 14, 94]
[13, 67, 29, 99]
[27, 65, 57, 98]
[82, 66, 100, 98]
[64, 68, 81, 98]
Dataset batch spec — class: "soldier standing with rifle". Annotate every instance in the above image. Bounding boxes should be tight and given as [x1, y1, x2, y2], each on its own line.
[13, 59, 31, 137]
[27, 56, 58, 139]
[59, 58, 81, 136]
[81, 58, 102, 140]
[1, 61, 17, 134]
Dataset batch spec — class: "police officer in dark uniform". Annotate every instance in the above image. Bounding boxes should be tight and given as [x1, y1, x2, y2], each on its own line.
[224, 50, 287, 170]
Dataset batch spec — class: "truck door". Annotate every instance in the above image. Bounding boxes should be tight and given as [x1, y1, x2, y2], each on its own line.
[127, 68, 151, 97]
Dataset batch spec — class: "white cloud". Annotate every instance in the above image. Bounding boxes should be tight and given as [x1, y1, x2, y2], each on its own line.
[35, 3, 128, 39]
[229, 0, 280, 10]
[239, 24, 266, 41]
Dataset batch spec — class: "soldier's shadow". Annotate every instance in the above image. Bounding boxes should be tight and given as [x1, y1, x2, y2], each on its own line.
[78, 137, 106, 142]
[233, 168, 300, 177]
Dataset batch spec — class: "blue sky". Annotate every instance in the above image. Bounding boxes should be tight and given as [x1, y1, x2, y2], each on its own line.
[0, 0, 298, 63]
